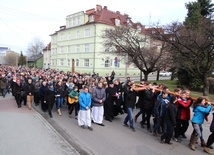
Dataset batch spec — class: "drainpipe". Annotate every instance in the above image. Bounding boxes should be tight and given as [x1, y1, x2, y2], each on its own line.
[93, 23, 96, 74]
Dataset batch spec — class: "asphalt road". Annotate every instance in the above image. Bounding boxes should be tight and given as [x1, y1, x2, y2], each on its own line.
[33, 101, 212, 155]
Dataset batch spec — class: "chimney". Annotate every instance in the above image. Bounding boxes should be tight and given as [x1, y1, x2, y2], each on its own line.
[96, 4, 102, 12]
[116, 11, 120, 14]
[103, 6, 107, 10]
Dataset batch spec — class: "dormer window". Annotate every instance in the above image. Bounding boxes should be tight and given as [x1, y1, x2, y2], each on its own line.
[89, 15, 94, 22]
[137, 25, 141, 31]
[115, 19, 120, 26]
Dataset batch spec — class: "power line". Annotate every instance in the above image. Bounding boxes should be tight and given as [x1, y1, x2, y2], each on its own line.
[0, 5, 64, 22]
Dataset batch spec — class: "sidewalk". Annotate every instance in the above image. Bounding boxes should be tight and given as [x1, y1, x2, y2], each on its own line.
[0, 94, 79, 155]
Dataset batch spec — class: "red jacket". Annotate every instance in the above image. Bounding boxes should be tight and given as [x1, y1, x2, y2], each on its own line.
[176, 98, 192, 120]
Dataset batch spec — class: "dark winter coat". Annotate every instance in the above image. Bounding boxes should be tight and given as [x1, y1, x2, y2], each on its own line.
[25, 83, 35, 96]
[164, 103, 177, 126]
[141, 89, 154, 110]
[39, 85, 47, 98]
[0, 77, 7, 89]
[44, 88, 55, 105]
[55, 85, 64, 98]
[13, 83, 23, 95]
[126, 89, 136, 109]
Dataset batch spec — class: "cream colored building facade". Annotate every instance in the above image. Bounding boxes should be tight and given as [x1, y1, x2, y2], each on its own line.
[50, 5, 142, 76]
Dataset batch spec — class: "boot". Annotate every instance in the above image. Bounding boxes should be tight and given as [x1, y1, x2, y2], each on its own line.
[204, 147, 212, 154]
[58, 109, 62, 116]
[201, 139, 206, 147]
[189, 134, 198, 151]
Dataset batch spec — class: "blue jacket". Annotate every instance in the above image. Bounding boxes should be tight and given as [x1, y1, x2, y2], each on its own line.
[79, 92, 91, 110]
[192, 105, 211, 124]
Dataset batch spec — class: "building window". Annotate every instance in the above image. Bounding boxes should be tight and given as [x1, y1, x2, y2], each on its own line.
[73, 18, 76, 26]
[76, 30, 80, 38]
[60, 59, 64, 66]
[76, 59, 79, 67]
[85, 44, 90, 52]
[76, 45, 80, 52]
[114, 57, 120, 68]
[61, 33, 64, 41]
[85, 28, 90, 37]
[115, 19, 120, 26]
[105, 60, 110, 67]
[77, 17, 80, 25]
[68, 59, 71, 66]
[84, 59, 89, 67]
[68, 32, 71, 40]
[61, 47, 64, 53]
[68, 46, 71, 53]
[89, 15, 94, 22]
[69, 19, 72, 27]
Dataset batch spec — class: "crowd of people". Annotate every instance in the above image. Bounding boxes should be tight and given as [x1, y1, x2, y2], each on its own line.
[0, 65, 214, 154]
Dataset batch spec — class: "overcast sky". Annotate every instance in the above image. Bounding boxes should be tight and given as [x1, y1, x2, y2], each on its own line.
[0, 0, 205, 53]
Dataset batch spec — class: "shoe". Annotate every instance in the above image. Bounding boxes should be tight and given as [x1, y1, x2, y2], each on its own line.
[204, 147, 212, 154]
[174, 138, 181, 143]
[181, 134, 187, 139]
[97, 123, 105, 126]
[209, 146, 213, 149]
[88, 126, 93, 131]
[131, 128, 136, 132]
[201, 140, 206, 147]
[50, 114, 53, 118]
[153, 132, 158, 137]
[123, 123, 129, 127]
[75, 115, 78, 120]
[147, 128, 152, 133]
[69, 115, 72, 118]
[80, 125, 85, 129]
[92, 120, 95, 123]
[140, 123, 144, 128]
[160, 138, 164, 144]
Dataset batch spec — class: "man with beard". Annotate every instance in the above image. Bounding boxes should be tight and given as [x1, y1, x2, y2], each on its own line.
[104, 81, 117, 122]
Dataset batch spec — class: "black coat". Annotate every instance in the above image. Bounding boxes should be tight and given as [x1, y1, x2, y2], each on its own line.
[13, 83, 23, 95]
[142, 89, 154, 110]
[25, 83, 35, 95]
[44, 88, 55, 105]
[126, 90, 136, 109]
[164, 103, 177, 126]
[55, 85, 64, 98]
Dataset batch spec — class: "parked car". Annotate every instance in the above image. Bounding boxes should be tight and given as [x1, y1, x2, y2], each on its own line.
[159, 72, 172, 77]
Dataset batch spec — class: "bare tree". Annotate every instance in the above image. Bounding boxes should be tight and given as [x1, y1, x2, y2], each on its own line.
[152, 18, 214, 95]
[4, 52, 19, 66]
[102, 26, 171, 81]
[26, 37, 45, 57]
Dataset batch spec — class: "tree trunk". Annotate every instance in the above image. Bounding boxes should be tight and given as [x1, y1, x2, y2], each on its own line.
[171, 70, 175, 80]
[144, 72, 149, 81]
[203, 75, 209, 96]
[156, 70, 160, 81]
[140, 71, 143, 81]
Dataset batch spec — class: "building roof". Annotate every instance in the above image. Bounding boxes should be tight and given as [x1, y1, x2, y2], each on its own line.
[27, 53, 43, 62]
[43, 43, 51, 51]
[50, 4, 147, 35]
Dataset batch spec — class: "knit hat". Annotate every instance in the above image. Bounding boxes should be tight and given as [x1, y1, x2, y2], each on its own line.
[49, 82, 53, 86]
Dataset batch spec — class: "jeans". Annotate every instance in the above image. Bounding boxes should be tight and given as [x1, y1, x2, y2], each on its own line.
[124, 107, 134, 128]
[56, 97, 63, 109]
[1, 88, 6, 97]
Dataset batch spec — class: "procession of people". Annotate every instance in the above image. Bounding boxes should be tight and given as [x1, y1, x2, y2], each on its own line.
[0, 65, 214, 154]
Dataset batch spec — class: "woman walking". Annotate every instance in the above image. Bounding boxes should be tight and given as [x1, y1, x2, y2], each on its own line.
[189, 97, 211, 151]
[44, 82, 55, 118]
[55, 81, 65, 116]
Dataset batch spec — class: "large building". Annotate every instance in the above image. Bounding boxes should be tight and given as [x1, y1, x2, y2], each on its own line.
[50, 5, 146, 76]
